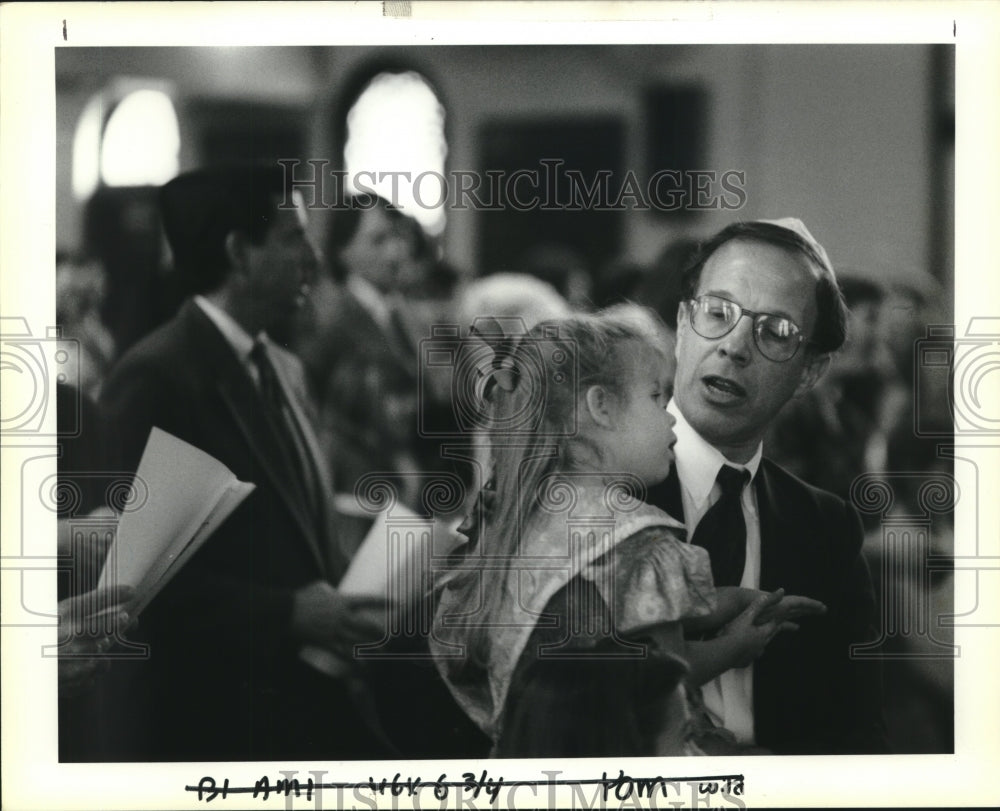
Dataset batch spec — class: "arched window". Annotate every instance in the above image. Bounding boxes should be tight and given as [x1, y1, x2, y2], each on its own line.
[343, 70, 448, 236]
[71, 94, 104, 201]
[72, 86, 180, 199]
[100, 89, 180, 187]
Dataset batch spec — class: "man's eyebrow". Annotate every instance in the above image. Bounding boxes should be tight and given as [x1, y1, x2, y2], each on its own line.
[701, 289, 798, 321]
[701, 288, 736, 301]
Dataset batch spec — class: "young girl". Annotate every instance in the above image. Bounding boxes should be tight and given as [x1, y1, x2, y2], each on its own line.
[430, 306, 821, 756]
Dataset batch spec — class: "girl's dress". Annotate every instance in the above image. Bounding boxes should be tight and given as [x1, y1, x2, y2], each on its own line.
[431, 479, 717, 755]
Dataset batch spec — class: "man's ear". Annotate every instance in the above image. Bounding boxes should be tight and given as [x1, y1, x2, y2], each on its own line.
[584, 384, 615, 429]
[224, 230, 251, 275]
[793, 351, 831, 398]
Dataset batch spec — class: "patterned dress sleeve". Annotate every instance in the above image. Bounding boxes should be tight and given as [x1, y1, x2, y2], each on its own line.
[587, 526, 717, 636]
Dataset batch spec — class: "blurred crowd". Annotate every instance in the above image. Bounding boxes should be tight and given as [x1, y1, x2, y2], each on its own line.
[60, 205, 951, 508]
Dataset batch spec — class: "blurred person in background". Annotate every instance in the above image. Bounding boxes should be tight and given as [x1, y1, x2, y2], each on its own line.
[396, 251, 467, 480]
[292, 194, 420, 539]
[636, 236, 702, 332]
[456, 271, 572, 333]
[765, 272, 900, 500]
[590, 257, 647, 310]
[56, 255, 117, 401]
[761, 262, 954, 755]
[518, 241, 593, 310]
[54, 256, 124, 604]
[867, 269, 954, 754]
[99, 165, 392, 761]
[879, 270, 952, 474]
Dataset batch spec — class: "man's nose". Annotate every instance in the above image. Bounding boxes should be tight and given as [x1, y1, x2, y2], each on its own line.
[716, 314, 754, 364]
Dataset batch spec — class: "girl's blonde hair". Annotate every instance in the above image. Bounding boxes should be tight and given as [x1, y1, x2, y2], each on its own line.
[446, 304, 670, 667]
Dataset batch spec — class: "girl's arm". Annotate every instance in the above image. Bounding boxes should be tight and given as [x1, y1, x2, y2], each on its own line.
[685, 636, 748, 686]
[683, 587, 827, 636]
[682, 586, 760, 635]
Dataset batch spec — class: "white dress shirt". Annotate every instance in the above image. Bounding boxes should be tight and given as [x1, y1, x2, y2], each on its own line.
[194, 295, 257, 380]
[194, 295, 308, 400]
[667, 398, 763, 744]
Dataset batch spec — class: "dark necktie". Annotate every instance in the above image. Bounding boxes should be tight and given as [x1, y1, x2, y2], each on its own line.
[250, 340, 323, 530]
[691, 465, 751, 587]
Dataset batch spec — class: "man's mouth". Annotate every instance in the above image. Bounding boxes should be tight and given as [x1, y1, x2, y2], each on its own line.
[702, 375, 747, 399]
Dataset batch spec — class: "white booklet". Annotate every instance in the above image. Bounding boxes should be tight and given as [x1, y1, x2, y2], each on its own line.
[97, 427, 255, 617]
[337, 505, 465, 601]
[299, 503, 465, 678]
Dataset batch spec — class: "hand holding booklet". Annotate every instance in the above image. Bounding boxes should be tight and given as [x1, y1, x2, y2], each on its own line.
[96, 427, 255, 617]
[299, 498, 466, 678]
[335, 502, 466, 602]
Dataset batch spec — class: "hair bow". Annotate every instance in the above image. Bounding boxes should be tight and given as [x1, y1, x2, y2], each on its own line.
[469, 316, 520, 396]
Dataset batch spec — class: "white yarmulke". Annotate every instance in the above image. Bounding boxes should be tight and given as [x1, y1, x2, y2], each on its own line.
[758, 217, 834, 275]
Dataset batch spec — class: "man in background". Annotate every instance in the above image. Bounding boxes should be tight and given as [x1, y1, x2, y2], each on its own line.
[99, 165, 391, 761]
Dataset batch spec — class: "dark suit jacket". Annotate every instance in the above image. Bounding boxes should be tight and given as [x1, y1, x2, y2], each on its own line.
[98, 299, 388, 761]
[646, 459, 889, 754]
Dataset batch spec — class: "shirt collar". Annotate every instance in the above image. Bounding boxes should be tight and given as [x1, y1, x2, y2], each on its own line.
[194, 294, 260, 363]
[667, 398, 762, 509]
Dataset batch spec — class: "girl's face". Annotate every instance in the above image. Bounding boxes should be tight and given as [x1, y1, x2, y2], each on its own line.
[605, 344, 678, 486]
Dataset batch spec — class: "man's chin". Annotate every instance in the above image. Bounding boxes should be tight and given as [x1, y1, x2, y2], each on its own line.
[685, 405, 749, 446]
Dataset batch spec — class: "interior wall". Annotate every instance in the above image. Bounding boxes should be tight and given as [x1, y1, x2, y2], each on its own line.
[56, 44, 942, 292]
[752, 46, 933, 281]
[55, 47, 320, 257]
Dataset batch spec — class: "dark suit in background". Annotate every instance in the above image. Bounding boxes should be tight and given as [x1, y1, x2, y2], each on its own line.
[99, 300, 389, 760]
[90, 165, 393, 761]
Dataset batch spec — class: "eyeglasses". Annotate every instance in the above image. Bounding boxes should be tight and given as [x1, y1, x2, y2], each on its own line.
[685, 295, 806, 362]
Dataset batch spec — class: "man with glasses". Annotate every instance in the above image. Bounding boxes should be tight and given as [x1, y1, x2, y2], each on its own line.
[647, 218, 888, 754]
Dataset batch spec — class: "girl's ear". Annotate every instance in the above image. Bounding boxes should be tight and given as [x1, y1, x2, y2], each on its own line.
[585, 384, 615, 429]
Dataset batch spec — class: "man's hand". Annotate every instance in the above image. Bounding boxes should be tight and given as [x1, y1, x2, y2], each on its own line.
[57, 509, 119, 588]
[58, 584, 134, 697]
[291, 581, 389, 660]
